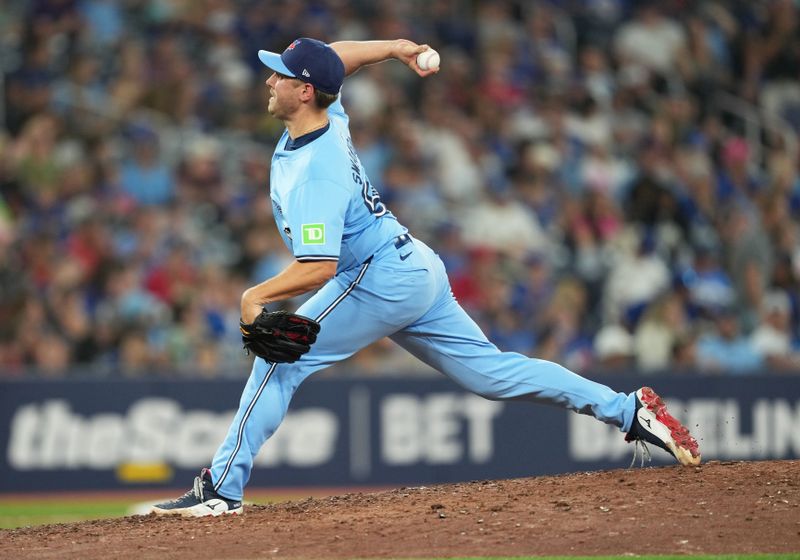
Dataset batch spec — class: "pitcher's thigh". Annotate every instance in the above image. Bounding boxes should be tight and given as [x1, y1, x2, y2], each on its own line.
[294, 263, 432, 371]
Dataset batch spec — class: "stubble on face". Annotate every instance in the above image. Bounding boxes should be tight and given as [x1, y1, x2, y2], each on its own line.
[267, 87, 282, 118]
[267, 76, 302, 120]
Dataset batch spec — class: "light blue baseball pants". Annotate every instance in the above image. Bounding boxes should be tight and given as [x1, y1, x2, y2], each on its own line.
[210, 237, 636, 500]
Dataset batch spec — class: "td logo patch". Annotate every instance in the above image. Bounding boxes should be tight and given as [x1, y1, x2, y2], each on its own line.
[302, 223, 325, 245]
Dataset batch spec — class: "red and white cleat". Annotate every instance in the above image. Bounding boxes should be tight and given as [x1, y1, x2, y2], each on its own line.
[625, 387, 701, 466]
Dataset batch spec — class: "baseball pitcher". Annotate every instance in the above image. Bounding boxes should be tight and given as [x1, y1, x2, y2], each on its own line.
[152, 38, 700, 517]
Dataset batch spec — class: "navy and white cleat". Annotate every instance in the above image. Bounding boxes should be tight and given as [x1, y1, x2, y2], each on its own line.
[625, 387, 701, 467]
[151, 468, 243, 517]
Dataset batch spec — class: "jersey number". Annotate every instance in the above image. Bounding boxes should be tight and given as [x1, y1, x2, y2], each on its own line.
[362, 179, 387, 217]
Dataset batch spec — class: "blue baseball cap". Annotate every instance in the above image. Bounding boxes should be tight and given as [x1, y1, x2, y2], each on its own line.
[258, 38, 345, 95]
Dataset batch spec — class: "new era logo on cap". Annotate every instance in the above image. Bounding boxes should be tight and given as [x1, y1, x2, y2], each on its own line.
[257, 38, 345, 95]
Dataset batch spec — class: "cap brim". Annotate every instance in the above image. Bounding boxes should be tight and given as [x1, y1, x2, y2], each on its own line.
[258, 50, 295, 77]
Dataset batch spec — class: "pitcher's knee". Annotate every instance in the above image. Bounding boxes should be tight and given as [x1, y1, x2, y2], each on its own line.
[468, 384, 512, 401]
[445, 366, 527, 400]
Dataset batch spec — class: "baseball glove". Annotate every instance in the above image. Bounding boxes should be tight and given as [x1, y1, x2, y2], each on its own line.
[240, 309, 321, 363]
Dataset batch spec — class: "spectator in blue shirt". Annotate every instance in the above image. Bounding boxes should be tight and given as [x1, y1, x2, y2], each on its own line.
[696, 307, 763, 374]
[118, 127, 175, 206]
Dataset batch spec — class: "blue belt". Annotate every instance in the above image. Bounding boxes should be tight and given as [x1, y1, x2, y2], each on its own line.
[394, 234, 412, 249]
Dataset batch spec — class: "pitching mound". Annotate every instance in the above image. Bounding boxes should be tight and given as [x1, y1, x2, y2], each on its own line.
[3, 460, 798, 559]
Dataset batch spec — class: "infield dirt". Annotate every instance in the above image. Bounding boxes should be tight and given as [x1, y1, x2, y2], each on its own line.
[2, 460, 798, 559]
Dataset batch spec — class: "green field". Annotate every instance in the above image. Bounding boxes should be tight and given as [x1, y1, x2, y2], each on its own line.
[0, 492, 302, 529]
[0, 498, 133, 528]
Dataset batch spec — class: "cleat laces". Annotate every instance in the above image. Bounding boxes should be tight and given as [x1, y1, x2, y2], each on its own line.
[628, 439, 652, 469]
[192, 474, 205, 502]
[162, 473, 205, 506]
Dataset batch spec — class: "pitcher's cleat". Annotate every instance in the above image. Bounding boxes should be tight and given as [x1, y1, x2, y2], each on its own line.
[625, 387, 701, 466]
[151, 468, 243, 517]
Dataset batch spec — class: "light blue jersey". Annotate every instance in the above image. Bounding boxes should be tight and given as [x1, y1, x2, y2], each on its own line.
[270, 98, 407, 272]
[210, 95, 637, 501]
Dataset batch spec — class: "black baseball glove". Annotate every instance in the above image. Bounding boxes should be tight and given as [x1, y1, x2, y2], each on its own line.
[240, 309, 321, 363]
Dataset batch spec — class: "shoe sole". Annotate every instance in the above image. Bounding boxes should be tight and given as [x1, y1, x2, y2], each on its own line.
[639, 387, 701, 466]
[150, 505, 243, 517]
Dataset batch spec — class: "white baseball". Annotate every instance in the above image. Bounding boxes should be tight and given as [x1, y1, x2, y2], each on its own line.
[416, 49, 440, 71]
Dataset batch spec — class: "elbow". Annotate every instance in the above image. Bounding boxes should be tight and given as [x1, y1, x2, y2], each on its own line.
[309, 260, 337, 288]
[289, 259, 338, 291]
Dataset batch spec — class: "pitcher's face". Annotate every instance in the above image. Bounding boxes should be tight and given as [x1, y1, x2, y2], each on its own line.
[265, 72, 306, 120]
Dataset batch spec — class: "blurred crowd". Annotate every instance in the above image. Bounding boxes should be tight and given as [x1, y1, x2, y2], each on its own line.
[1, 0, 800, 378]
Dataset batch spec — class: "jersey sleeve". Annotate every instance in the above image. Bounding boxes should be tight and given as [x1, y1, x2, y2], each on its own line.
[285, 179, 349, 262]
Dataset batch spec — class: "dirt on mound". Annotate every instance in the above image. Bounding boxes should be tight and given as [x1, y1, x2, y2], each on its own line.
[3, 460, 799, 559]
